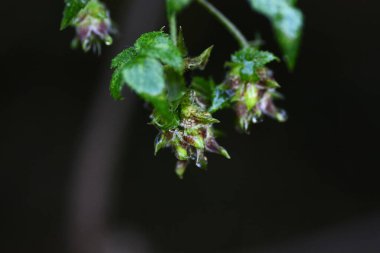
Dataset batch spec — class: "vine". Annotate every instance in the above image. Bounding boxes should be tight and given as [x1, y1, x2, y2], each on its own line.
[61, 0, 304, 178]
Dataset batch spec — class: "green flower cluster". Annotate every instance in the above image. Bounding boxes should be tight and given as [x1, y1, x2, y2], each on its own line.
[226, 48, 287, 132]
[155, 91, 230, 178]
[61, 0, 304, 178]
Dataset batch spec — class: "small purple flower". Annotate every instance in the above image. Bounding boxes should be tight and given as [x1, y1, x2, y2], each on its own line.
[72, 0, 115, 54]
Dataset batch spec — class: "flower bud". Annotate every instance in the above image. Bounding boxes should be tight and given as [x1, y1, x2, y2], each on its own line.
[175, 160, 189, 179]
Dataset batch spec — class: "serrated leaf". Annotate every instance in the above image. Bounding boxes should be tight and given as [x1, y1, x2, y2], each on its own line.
[248, 0, 303, 69]
[110, 68, 124, 100]
[123, 56, 165, 96]
[110, 47, 137, 100]
[110, 31, 185, 101]
[185, 46, 214, 71]
[61, 0, 90, 30]
[166, 0, 193, 17]
[111, 47, 136, 69]
[110, 31, 185, 129]
[191, 77, 232, 113]
[135, 31, 184, 72]
[227, 47, 278, 82]
[209, 85, 233, 113]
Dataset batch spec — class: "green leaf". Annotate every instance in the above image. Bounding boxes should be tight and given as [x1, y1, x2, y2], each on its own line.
[110, 48, 137, 100]
[61, 0, 90, 30]
[123, 56, 165, 96]
[191, 77, 232, 113]
[166, 0, 193, 17]
[247, 0, 303, 69]
[111, 47, 136, 69]
[110, 69, 124, 100]
[185, 46, 214, 71]
[165, 68, 186, 103]
[110, 31, 185, 101]
[209, 85, 232, 113]
[227, 47, 278, 82]
[135, 31, 184, 72]
[110, 31, 185, 129]
[191, 77, 215, 103]
[121, 55, 180, 129]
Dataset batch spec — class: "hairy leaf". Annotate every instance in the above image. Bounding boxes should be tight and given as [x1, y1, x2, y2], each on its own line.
[111, 47, 136, 69]
[110, 31, 185, 129]
[110, 69, 124, 100]
[110, 31, 185, 101]
[165, 68, 186, 103]
[110, 48, 137, 100]
[122, 56, 165, 96]
[248, 0, 303, 69]
[122, 56, 180, 129]
[135, 31, 184, 72]
[61, 0, 90, 30]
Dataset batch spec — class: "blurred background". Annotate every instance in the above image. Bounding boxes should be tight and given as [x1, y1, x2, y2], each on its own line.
[1, 0, 380, 252]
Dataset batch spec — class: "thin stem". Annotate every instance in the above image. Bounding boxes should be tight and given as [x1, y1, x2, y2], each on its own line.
[196, 0, 249, 48]
[169, 14, 178, 45]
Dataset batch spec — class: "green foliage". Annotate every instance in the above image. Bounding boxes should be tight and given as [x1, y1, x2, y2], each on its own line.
[61, 0, 89, 30]
[191, 77, 215, 103]
[110, 48, 136, 100]
[110, 31, 184, 129]
[191, 77, 231, 113]
[62, 0, 304, 177]
[135, 32, 184, 72]
[209, 85, 232, 113]
[110, 31, 183, 99]
[122, 56, 165, 96]
[227, 47, 278, 82]
[248, 0, 303, 69]
[165, 68, 186, 103]
[111, 48, 137, 69]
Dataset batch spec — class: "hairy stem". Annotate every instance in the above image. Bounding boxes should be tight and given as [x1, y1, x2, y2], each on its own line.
[196, 0, 249, 48]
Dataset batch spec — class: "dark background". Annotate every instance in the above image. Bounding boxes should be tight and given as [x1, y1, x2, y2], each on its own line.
[1, 0, 380, 252]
